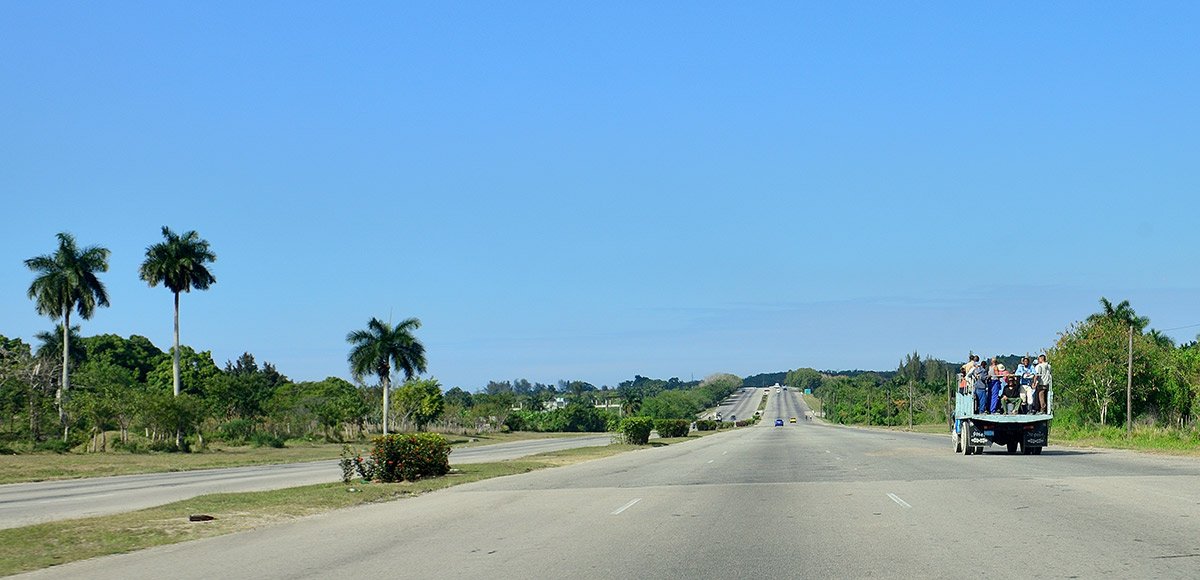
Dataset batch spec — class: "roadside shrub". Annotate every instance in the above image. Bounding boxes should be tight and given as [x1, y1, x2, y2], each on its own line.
[620, 417, 654, 445]
[112, 440, 149, 454]
[695, 420, 718, 431]
[735, 419, 753, 427]
[369, 433, 451, 482]
[249, 432, 286, 448]
[33, 439, 71, 453]
[0, 446, 16, 455]
[339, 445, 358, 483]
[654, 419, 690, 438]
[147, 439, 189, 453]
[218, 419, 256, 445]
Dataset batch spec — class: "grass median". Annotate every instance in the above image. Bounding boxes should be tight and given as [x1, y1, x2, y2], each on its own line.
[0, 431, 604, 485]
[0, 437, 717, 576]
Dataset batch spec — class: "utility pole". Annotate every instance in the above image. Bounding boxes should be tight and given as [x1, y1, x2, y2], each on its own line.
[867, 390, 871, 425]
[908, 380, 914, 430]
[1127, 324, 1134, 434]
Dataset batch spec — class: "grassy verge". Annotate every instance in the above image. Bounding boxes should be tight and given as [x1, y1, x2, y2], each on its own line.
[802, 394, 821, 414]
[0, 442, 650, 577]
[1049, 424, 1200, 456]
[0, 431, 604, 485]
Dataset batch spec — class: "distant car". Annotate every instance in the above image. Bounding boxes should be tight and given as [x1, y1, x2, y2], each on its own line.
[774, 418, 784, 427]
[789, 417, 797, 423]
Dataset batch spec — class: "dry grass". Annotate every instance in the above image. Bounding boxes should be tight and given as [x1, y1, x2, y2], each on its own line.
[0, 431, 605, 485]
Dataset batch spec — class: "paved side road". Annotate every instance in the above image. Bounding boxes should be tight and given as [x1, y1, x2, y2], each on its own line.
[20, 390, 1200, 579]
[0, 434, 612, 529]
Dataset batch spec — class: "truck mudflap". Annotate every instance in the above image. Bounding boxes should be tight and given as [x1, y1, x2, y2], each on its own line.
[1023, 422, 1049, 447]
[967, 426, 990, 447]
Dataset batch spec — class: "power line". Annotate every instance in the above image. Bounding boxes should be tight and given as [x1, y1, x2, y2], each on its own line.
[1158, 322, 1200, 332]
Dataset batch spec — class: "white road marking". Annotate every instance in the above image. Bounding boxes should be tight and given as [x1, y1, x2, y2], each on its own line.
[887, 493, 912, 509]
[707, 460, 714, 464]
[611, 498, 642, 515]
[722, 451, 727, 455]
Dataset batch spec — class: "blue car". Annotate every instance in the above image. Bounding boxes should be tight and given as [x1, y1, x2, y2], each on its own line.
[774, 418, 784, 427]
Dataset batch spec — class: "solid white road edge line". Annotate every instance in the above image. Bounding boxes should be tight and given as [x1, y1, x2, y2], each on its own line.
[887, 493, 912, 509]
[611, 498, 642, 515]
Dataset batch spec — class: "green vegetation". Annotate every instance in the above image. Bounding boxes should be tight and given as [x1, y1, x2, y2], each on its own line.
[0, 442, 650, 576]
[618, 417, 654, 444]
[346, 317, 427, 435]
[24, 232, 111, 440]
[653, 419, 690, 438]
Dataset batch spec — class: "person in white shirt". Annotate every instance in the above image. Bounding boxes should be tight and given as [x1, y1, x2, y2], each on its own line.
[1034, 354, 1052, 413]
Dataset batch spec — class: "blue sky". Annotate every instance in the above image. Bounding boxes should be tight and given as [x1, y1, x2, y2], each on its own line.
[2, 2, 1198, 390]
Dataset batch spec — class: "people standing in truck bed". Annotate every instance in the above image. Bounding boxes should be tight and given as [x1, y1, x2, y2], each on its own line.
[1034, 354, 1053, 413]
[972, 358, 989, 414]
[1015, 357, 1034, 413]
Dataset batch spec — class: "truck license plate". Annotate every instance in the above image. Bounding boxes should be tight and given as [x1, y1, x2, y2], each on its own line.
[984, 430, 995, 436]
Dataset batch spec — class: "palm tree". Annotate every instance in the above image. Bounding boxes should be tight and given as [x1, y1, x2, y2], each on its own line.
[139, 226, 216, 397]
[347, 317, 426, 434]
[1088, 297, 1150, 332]
[34, 325, 84, 366]
[25, 232, 111, 437]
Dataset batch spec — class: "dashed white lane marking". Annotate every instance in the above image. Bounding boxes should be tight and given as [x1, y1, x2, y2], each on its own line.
[707, 460, 714, 464]
[611, 498, 642, 515]
[722, 451, 728, 455]
[887, 493, 912, 509]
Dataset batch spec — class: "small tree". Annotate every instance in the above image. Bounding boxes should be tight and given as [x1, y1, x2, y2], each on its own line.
[393, 378, 444, 431]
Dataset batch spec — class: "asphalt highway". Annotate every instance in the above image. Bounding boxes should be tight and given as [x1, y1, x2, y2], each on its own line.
[712, 386, 767, 421]
[19, 390, 1200, 579]
[0, 434, 612, 529]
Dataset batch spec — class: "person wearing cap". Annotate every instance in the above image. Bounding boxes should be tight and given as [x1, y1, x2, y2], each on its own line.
[1001, 375, 1023, 414]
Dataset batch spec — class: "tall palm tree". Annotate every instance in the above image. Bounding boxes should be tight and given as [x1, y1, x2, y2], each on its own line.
[139, 226, 216, 397]
[25, 232, 111, 436]
[1088, 297, 1150, 332]
[347, 317, 426, 434]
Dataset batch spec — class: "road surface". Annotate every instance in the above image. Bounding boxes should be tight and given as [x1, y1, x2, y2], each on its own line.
[712, 386, 766, 421]
[0, 434, 611, 529]
[18, 390, 1200, 579]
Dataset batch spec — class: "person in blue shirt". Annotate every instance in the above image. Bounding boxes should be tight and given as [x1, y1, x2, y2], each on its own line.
[1015, 357, 1034, 413]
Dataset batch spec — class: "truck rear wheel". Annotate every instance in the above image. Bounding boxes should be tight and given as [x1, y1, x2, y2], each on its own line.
[1007, 442, 1018, 454]
[961, 422, 972, 455]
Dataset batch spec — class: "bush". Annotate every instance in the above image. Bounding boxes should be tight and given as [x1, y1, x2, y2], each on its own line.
[147, 439, 189, 453]
[249, 432, 286, 448]
[620, 417, 654, 445]
[218, 419, 256, 445]
[694, 420, 718, 431]
[33, 439, 71, 453]
[368, 433, 451, 482]
[735, 419, 753, 427]
[654, 419, 690, 438]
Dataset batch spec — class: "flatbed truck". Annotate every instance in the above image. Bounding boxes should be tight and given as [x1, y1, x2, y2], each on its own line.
[951, 390, 1052, 455]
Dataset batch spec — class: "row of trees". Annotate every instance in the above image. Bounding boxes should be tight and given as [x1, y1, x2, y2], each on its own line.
[23, 229, 216, 444]
[1052, 298, 1200, 429]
